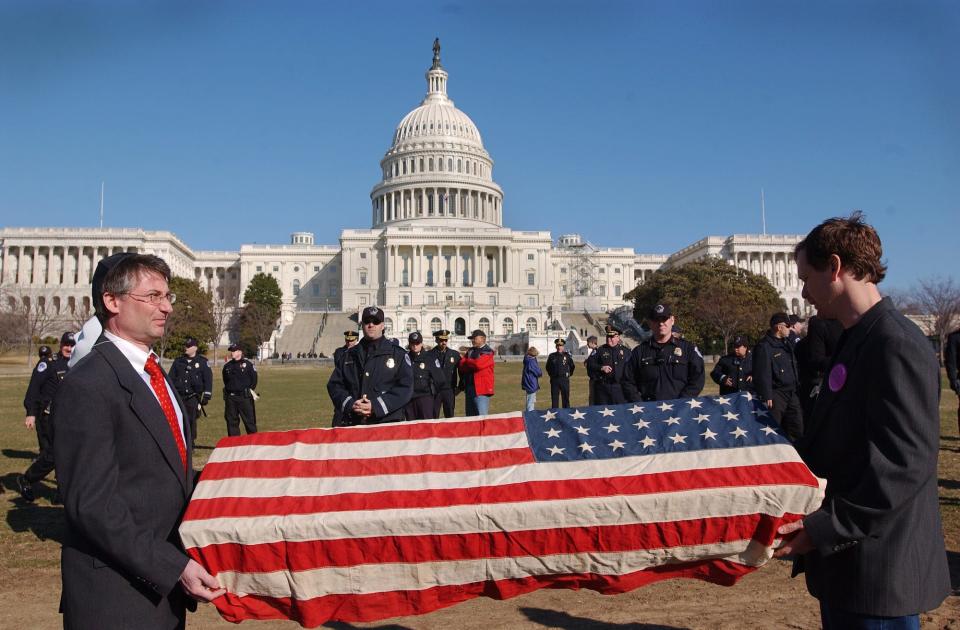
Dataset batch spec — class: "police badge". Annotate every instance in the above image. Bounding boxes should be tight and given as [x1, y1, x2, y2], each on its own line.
[419, 363, 425, 370]
[386, 357, 395, 369]
[674, 347, 683, 356]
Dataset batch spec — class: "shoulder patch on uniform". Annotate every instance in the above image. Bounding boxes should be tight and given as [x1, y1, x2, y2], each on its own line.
[404, 353, 412, 366]
[250, 362, 257, 371]
[435, 358, 441, 368]
[37, 362, 47, 373]
[694, 346, 702, 358]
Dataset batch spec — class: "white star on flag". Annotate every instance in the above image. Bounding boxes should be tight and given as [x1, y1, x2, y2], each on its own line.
[542, 410, 557, 421]
[608, 440, 626, 451]
[547, 445, 565, 456]
[752, 408, 770, 418]
[700, 428, 718, 440]
[604, 423, 620, 433]
[716, 396, 731, 405]
[657, 402, 674, 412]
[731, 427, 749, 439]
[633, 419, 650, 430]
[639, 435, 657, 448]
[742, 392, 754, 402]
[663, 416, 681, 426]
[600, 408, 616, 417]
[668, 433, 688, 444]
[693, 414, 711, 423]
[575, 425, 590, 435]
[544, 428, 561, 438]
[578, 442, 595, 453]
[629, 404, 644, 414]
[723, 411, 740, 421]
[686, 399, 703, 409]
[761, 426, 778, 436]
[569, 409, 586, 420]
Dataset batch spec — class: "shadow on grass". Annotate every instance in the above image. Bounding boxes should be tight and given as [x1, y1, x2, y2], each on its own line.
[2, 448, 38, 460]
[323, 623, 414, 629]
[521, 607, 690, 629]
[6, 502, 65, 544]
[941, 497, 960, 508]
[939, 478, 960, 491]
[949, 551, 960, 595]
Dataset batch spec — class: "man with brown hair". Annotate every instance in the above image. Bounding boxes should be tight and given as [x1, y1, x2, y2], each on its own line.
[55, 253, 224, 628]
[775, 212, 949, 629]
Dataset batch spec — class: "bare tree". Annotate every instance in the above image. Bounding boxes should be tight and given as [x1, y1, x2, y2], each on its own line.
[909, 277, 960, 363]
[69, 302, 94, 332]
[210, 291, 236, 367]
[0, 309, 28, 357]
[8, 293, 58, 365]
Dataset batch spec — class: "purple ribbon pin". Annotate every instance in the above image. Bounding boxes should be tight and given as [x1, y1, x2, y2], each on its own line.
[828, 363, 847, 392]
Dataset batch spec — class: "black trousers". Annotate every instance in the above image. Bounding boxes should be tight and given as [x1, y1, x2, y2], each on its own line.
[179, 395, 199, 446]
[550, 378, 571, 408]
[225, 394, 257, 436]
[25, 412, 56, 484]
[434, 389, 456, 418]
[595, 382, 626, 405]
[770, 388, 804, 442]
[405, 395, 437, 421]
[588, 379, 596, 406]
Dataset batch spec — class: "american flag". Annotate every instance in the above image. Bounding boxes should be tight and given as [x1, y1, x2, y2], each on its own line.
[180, 393, 824, 627]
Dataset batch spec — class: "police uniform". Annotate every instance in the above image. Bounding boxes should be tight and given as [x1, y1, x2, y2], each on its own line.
[326, 306, 413, 425]
[709, 337, 753, 395]
[752, 313, 803, 441]
[168, 337, 213, 446]
[588, 325, 630, 404]
[625, 336, 705, 401]
[428, 330, 461, 418]
[546, 339, 576, 408]
[17, 332, 75, 502]
[331, 331, 359, 426]
[404, 331, 444, 420]
[946, 328, 960, 435]
[222, 345, 258, 436]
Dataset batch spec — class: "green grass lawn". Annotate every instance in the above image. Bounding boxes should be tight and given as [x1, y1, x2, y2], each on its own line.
[2, 360, 957, 580]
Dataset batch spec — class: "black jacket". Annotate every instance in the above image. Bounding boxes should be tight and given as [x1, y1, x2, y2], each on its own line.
[546, 351, 576, 380]
[710, 351, 753, 395]
[623, 337, 705, 401]
[796, 297, 950, 616]
[222, 358, 257, 394]
[589, 343, 629, 384]
[169, 353, 213, 402]
[409, 349, 444, 399]
[23, 353, 70, 416]
[327, 336, 413, 424]
[428, 346, 461, 391]
[751, 333, 798, 400]
[945, 329, 960, 393]
[796, 316, 843, 398]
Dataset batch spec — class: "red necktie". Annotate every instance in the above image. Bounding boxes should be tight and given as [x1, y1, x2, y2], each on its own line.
[144, 355, 188, 471]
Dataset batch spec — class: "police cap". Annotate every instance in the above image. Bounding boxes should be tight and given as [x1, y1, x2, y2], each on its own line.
[648, 303, 672, 320]
[228, 343, 242, 352]
[769, 312, 791, 328]
[361, 305, 384, 324]
[554, 338, 565, 346]
[408, 331, 423, 344]
[433, 329, 450, 341]
[184, 337, 198, 348]
[733, 336, 748, 348]
[605, 324, 621, 337]
[468, 329, 486, 339]
[344, 330, 359, 341]
[38, 345, 52, 358]
[60, 332, 76, 347]
[788, 313, 805, 325]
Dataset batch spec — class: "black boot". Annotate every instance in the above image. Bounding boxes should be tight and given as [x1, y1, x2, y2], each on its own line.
[15, 474, 35, 503]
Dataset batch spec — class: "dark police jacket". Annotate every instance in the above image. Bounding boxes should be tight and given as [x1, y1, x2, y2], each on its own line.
[947, 329, 960, 393]
[327, 336, 413, 424]
[796, 316, 843, 399]
[409, 349, 444, 399]
[428, 346, 461, 392]
[546, 351, 576, 380]
[23, 353, 70, 416]
[710, 352, 753, 395]
[751, 333, 798, 401]
[795, 297, 950, 616]
[623, 337, 705, 401]
[588, 343, 629, 385]
[222, 358, 257, 395]
[169, 353, 213, 401]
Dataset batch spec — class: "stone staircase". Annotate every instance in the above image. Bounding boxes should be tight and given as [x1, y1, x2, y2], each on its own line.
[275, 312, 326, 356]
[313, 312, 360, 358]
[560, 311, 638, 350]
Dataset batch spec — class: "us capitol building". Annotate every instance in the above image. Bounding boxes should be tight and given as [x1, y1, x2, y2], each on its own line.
[0, 41, 809, 355]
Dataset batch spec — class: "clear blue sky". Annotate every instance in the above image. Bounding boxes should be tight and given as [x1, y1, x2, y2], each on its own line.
[1, 0, 957, 290]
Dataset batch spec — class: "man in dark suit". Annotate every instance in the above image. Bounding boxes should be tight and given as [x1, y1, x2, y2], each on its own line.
[54, 253, 225, 629]
[945, 327, 960, 435]
[775, 213, 950, 628]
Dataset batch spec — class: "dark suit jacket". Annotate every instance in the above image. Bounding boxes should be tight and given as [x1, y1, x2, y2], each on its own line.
[54, 336, 195, 629]
[796, 297, 950, 616]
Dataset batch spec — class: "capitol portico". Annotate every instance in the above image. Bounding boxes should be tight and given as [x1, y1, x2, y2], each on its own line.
[0, 41, 809, 355]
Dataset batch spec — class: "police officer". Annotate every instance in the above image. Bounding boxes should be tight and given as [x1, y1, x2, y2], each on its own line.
[944, 327, 960, 435]
[588, 325, 630, 404]
[331, 330, 359, 426]
[795, 315, 843, 419]
[752, 312, 803, 441]
[546, 338, 576, 408]
[405, 331, 443, 420]
[169, 337, 213, 447]
[428, 329, 461, 418]
[17, 331, 75, 503]
[710, 336, 753, 395]
[583, 335, 599, 405]
[624, 304, 705, 401]
[222, 343, 258, 436]
[327, 305, 412, 425]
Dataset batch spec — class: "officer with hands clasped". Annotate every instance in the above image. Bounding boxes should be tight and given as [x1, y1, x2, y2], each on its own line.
[428, 329, 461, 418]
[222, 343, 258, 436]
[710, 336, 753, 395]
[752, 312, 803, 441]
[588, 325, 630, 404]
[331, 330, 359, 426]
[623, 303, 705, 401]
[169, 337, 213, 447]
[405, 331, 444, 420]
[327, 305, 413, 425]
[546, 338, 576, 408]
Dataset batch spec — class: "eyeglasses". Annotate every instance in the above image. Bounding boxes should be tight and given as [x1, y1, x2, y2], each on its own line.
[122, 292, 177, 305]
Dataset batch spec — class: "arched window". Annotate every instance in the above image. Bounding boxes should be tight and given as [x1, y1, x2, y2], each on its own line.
[430, 317, 442, 333]
[406, 317, 418, 333]
[525, 317, 538, 332]
[292, 279, 301, 296]
[384, 318, 394, 335]
[429, 158, 434, 171]
[457, 159, 462, 173]
[454, 317, 466, 336]
[502, 317, 514, 335]
[447, 158, 453, 171]
[478, 317, 490, 335]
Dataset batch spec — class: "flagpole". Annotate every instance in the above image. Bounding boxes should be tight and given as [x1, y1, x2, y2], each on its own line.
[760, 187, 766, 235]
[99, 181, 105, 229]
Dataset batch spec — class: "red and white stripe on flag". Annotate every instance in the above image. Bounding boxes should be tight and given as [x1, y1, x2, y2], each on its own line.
[181, 399, 824, 628]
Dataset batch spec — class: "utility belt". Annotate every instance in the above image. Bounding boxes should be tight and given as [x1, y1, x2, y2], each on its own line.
[225, 389, 252, 399]
[178, 390, 197, 399]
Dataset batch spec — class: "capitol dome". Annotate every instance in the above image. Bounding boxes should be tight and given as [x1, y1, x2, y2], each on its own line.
[370, 40, 504, 229]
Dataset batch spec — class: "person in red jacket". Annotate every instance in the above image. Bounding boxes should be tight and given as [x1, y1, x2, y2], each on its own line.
[459, 329, 495, 416]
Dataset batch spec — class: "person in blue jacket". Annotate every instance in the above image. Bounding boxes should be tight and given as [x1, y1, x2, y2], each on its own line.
[520, 346, 542, 411]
